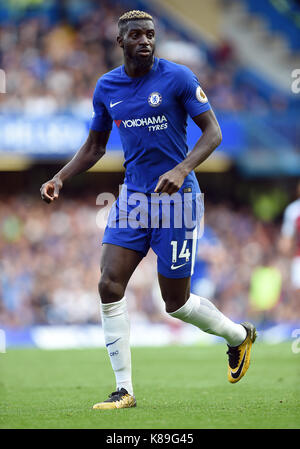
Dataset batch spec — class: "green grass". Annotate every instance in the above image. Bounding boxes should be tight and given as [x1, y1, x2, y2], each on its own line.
[0, 342, 299, 429]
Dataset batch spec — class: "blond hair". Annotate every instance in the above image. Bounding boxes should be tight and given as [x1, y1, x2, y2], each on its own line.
[118, 10, 153, 35]
[118, 10, 153, 24]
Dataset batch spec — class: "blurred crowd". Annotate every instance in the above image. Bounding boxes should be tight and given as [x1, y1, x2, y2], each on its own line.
[0, 0, 287, 116]
[0, 193, 297, 329]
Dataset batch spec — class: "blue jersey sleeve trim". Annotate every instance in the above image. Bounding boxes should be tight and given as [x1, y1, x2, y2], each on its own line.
[190, 102, 211, 118]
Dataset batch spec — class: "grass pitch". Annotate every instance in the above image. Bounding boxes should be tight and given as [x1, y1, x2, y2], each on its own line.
[0, 342, 299, 429]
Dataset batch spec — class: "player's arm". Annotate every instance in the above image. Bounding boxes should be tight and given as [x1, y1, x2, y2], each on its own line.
[155, 109, 221, 194]
[180, 109, 222, 173]
[40, 129, 110, 203]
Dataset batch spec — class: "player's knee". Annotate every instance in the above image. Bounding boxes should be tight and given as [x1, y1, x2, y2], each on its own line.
[161, 292, 188, 314]
[98, 275, 125, 303]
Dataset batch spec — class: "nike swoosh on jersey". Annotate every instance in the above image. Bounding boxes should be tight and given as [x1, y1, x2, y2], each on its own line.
[110, 100, 123, 108]
[106, 337, 121, 348]
[231, 346, 247, 379]
[171, 263, 187, 270]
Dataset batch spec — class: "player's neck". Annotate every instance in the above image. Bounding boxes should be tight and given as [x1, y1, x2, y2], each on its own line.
[124, 57, 154, 78]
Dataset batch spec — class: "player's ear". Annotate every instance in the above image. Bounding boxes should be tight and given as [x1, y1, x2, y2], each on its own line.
[117, 35, 124, 49]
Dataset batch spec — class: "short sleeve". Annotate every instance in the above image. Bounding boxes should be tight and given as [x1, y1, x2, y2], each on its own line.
[90, 79, 113, 132]
[177, 66, 211, 118]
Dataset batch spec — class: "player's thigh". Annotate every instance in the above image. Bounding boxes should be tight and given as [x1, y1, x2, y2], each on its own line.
[99, 243, 144, 302]
[100, 243, 144, 277]
[157, 272, 191, 313]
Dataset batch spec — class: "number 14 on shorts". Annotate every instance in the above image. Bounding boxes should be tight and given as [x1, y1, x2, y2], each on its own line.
[171, 240, 190, 265]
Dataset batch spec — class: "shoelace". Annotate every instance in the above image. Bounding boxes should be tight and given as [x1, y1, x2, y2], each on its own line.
[226, 346, 241, 369]
[109, 388, 128, 399]
[109, 391, 120, 398]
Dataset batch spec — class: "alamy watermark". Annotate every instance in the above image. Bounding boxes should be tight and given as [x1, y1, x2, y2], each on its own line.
[0, 329, 6, 353]
[95, 185, 205, 240]
[291, 329, 300, 354]
[291, 69, 300, 94]
[0, 69, 6, 94]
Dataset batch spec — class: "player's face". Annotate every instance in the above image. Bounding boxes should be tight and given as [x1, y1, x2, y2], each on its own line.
[118, 20, 155, 68]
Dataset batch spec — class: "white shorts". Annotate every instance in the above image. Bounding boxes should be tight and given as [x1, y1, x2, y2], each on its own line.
[291, 256, 300, 289]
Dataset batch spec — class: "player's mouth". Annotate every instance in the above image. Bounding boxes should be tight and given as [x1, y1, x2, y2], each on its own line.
[137, 48, 151, 56]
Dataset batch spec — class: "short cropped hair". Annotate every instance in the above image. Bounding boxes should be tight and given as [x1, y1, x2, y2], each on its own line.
[118, 10, 154, 36]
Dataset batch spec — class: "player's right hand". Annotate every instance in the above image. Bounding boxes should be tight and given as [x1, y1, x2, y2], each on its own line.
[40, 177, 63, 203]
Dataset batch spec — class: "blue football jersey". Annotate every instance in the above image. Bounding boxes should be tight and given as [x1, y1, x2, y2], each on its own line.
[90, 57, 211, 193]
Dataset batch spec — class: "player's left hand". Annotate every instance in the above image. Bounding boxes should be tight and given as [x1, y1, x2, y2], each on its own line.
[154, 166, 187, 195]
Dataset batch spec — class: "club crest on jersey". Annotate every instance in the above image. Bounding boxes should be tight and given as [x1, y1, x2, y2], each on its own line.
[148, 92, 162, 107]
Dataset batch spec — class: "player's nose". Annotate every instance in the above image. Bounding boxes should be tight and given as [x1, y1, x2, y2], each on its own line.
[139, 33, 150, 45]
